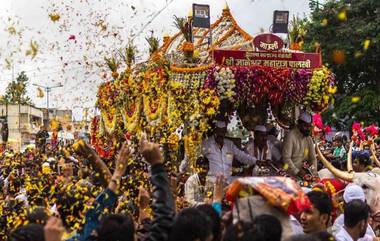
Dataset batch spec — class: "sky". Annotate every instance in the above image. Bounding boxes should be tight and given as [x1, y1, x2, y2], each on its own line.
[0, 0, 311, 120]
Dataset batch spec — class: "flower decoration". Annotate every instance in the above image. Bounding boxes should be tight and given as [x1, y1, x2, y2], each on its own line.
[352, 122, 366, 145]
[214, 67, 236, 102]
[304, 67, 335, 112]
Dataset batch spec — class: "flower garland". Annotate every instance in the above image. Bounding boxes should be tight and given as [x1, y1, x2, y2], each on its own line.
[142, 69, 168, 130]
[231, 66, 291, 106]
[303, 67, 334, 111]
[121, 98, 142, 133]
[214, 67, 236, 102]
[288, 69, 313, 104]
[100, 110, 118, 134]
[143, 94, 167, 126]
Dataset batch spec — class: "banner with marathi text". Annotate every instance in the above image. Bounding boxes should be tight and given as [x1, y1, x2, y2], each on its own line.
[213, 49, 322, 69]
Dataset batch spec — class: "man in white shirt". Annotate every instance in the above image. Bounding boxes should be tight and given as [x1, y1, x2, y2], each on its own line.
[335, 199, 370, 241]
[201, 120, 257, 183]
[184, 156, 213, 206]
[332, 184, 375, 241]
[245, 125, 282, 175]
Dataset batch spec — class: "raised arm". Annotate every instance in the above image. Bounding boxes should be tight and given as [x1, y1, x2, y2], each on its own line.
[80, 143, 130, 241]
[231, 142, 257, 166]
[73, 140, 112, 187]
[139, 135, 175, 241]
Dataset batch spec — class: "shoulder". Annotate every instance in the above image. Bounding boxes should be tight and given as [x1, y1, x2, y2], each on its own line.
[185, 174, 198, 186]
[335, 228, 351, 241]
[224, 138, 234, 145]
[202, 137, 213, 146]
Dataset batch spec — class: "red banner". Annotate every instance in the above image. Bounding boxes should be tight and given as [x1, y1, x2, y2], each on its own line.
[213, 49, 322, 69]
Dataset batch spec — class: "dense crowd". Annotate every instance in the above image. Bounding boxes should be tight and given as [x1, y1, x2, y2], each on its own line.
[1, 111, 380, 241]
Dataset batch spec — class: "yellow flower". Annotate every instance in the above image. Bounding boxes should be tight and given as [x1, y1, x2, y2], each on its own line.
[203, 96, 211, 104]
[171, 81, 183, 89]
[328, 86, 337, 94]
[207, 108, 216, 115]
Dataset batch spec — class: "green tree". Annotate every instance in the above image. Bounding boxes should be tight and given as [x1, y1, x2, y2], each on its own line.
[304, 0, 380, 128]
[3, 71, 32, 105]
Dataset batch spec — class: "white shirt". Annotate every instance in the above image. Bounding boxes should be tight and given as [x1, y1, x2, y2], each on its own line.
[202, 136, 257, 183]
[332, 214, 374, 241]
[336, 228, 354, 241]
[15, 188, 29, 206]
[245, 140, 282, 162]
[184, 174, 212, 206]
[335, 227, 373, 241]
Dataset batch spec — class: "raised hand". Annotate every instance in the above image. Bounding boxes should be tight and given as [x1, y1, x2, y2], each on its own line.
[139, 134, 163, 166]
[213, 175, 225, 202]
[109, 143, 131, 192]
[114, 143, 131, 177]
[73, 140, 111, 187]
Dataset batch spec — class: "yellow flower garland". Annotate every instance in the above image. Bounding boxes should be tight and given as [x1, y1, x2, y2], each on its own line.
[170, 64, 213, 73]
[101, 110, 117, 134]
[121, 98, 141, 133]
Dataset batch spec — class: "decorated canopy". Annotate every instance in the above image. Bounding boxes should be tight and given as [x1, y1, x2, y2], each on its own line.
[93, 5, 336, 161]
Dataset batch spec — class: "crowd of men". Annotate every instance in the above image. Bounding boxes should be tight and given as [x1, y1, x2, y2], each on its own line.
[1, 111, 380, 241]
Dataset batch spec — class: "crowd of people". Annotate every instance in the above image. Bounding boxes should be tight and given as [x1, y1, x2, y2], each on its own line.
[1, 111, 380, 241]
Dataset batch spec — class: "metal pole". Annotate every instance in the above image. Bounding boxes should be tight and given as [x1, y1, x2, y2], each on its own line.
[46, 87, 50, 127]
[32, 83, 62, 127]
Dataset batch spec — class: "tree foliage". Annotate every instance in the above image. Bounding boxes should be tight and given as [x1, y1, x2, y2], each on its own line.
[304, 0, 380, 127]
[2, 71, 32, 105]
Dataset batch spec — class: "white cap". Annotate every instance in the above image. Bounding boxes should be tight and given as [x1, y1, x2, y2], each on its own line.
[215, 121, 227, 128]
[42, 162, 50, 167]
[343, 184, 365, 203]
[254, 125, 267, 132]
[299, 112, 312, 124]
[47, 157, 56, 163]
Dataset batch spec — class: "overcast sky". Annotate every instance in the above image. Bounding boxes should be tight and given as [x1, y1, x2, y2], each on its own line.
[0, 0, 311, 120]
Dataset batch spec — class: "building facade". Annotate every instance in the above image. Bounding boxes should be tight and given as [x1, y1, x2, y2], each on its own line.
[0, 104, 44, 151]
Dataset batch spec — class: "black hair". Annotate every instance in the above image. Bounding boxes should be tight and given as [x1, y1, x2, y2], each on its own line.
[197, 204, 221, 241]
[223, 215, 282, 241]
[344, 199, 369, 228]
[356, 151, 372, 167]
[306, 191, 332, 225]
[196, 156, 209, 168]
[96, 214, 135, 241]
[9, 224, 45, 241]
[27, 207, 48, 225]
[223, 221, 251, 241]
[169, 208, 213, 241]
[252, 214, 282, 241]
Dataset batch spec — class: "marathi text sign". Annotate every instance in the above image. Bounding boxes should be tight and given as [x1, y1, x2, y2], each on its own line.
[213, 49, 322, 69]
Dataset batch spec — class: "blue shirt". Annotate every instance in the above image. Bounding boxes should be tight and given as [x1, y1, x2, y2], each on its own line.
[66, 188, 118, 241]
